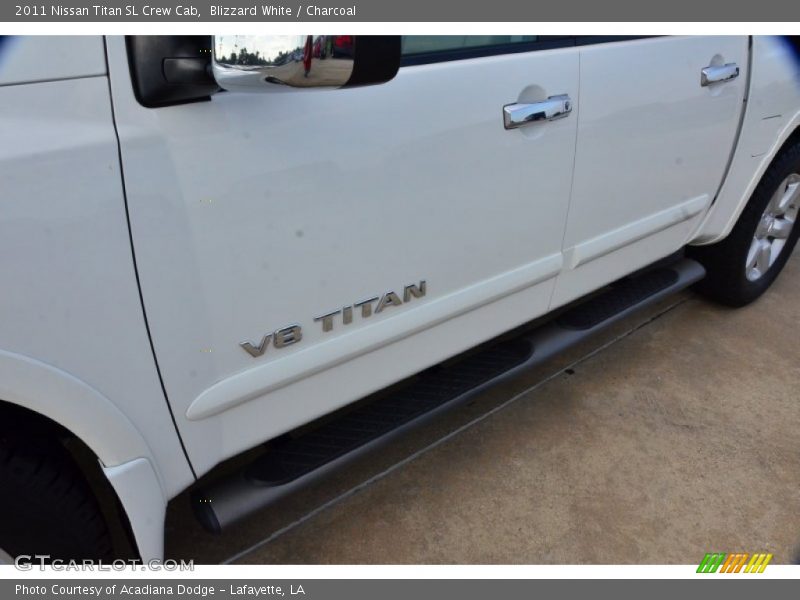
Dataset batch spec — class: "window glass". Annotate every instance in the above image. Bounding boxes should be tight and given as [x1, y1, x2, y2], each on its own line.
[401, 36, 539, 56]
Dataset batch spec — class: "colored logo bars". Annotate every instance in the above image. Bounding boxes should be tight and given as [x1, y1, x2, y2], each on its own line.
[697, 553, 773, 573]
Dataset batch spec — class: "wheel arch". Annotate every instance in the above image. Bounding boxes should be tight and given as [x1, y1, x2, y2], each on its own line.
[0, 348, 167, 560]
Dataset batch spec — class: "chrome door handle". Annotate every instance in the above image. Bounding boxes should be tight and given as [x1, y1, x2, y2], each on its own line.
[701, 63, 739, 87]
[503, 94, 572, 130]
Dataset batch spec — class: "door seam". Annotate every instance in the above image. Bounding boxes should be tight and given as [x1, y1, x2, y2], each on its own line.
[101, 35, 198, 481]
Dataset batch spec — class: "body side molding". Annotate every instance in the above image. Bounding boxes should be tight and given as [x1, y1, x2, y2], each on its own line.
[186, 254, 563, 420]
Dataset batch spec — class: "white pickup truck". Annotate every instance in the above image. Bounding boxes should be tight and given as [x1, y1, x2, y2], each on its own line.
[1, 35, 799, 563]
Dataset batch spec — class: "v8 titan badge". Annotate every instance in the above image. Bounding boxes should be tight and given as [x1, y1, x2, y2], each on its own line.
[240, 280, 427, 358]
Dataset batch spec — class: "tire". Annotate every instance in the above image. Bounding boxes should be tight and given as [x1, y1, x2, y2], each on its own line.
[688, 140, 800, 307]
[0, 432, 114, 563]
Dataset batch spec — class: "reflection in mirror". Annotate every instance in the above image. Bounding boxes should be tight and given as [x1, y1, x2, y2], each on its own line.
[213, 35, 355, 91]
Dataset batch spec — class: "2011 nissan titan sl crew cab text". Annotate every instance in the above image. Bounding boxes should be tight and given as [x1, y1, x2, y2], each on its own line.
[1, 35, 799, 562]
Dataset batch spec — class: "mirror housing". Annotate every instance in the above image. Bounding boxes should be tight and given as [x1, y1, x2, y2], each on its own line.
[127, 36, 220, 108]
[212, 35, 401, 92]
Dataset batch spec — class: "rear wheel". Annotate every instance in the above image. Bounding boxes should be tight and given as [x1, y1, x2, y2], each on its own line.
[689, 141, 800, 306]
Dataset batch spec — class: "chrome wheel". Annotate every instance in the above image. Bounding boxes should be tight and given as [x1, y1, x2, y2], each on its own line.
[0, 547, 14, 565]
[745, 173, 800, 281]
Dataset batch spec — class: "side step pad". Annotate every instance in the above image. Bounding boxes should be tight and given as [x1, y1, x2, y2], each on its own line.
[192, 258, 704, 533]
[557, 268, 679, 330]
[246, 338, 533, 487]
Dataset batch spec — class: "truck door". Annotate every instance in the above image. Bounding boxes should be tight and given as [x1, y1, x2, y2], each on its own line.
[552, 36, 749, 307]
[105, 36, 580, 475]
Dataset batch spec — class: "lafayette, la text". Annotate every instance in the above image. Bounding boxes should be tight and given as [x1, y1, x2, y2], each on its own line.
[17, 583, 306, 597]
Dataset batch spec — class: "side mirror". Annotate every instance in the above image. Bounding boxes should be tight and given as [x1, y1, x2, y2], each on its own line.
[212, 35, 401, 92]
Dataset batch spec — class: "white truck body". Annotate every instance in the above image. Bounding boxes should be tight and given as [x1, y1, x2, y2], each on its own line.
[0, 35, 799, 560]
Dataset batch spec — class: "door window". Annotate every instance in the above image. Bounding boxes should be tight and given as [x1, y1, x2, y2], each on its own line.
[400, 35, 570, 65]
